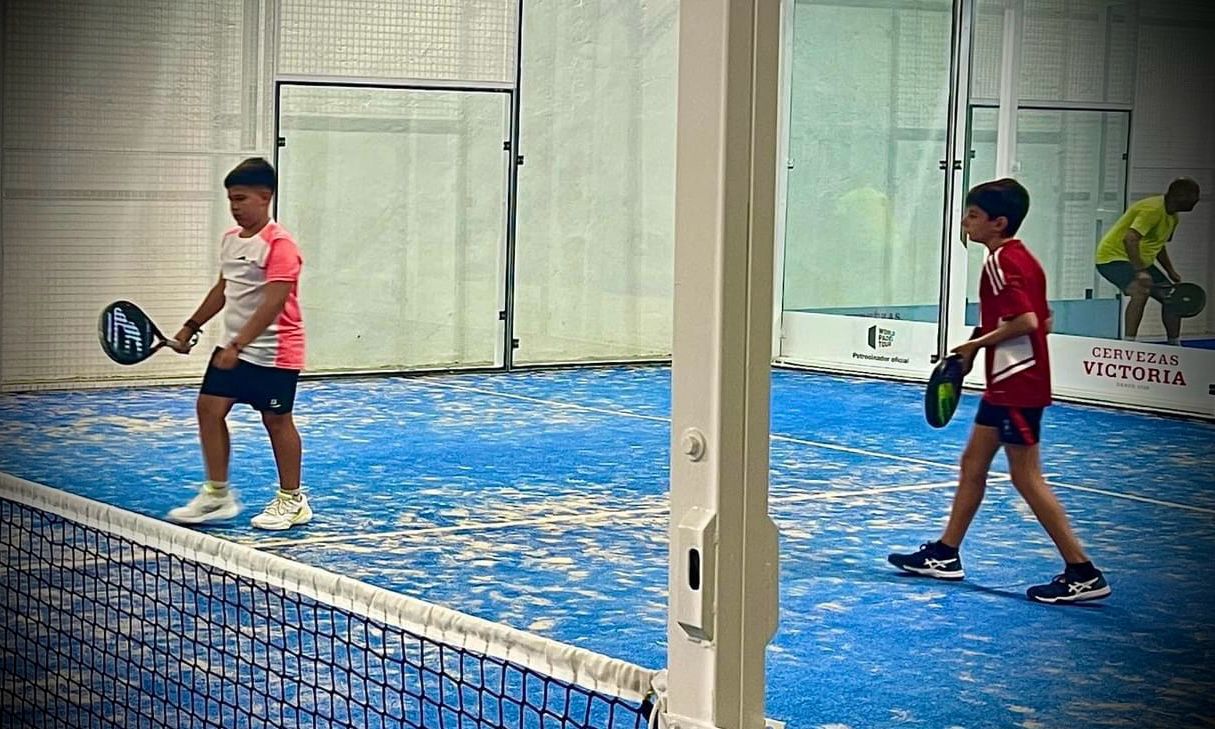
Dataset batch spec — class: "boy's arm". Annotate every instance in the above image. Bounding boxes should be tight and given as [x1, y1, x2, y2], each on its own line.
[171, 276, 225, 351]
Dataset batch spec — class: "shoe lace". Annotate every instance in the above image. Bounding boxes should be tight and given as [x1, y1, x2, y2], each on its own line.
[262, 493, 296, 516]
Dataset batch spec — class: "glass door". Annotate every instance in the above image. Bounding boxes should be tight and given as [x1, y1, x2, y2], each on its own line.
[276, 84, 512, 373]
[778, 0, 970, 375]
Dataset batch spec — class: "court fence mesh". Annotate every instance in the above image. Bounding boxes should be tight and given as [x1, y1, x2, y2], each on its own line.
[0, 473, 659, 728]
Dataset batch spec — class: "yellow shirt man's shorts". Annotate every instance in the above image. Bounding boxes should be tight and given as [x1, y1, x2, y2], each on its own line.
[1095, 195, 1177, 300]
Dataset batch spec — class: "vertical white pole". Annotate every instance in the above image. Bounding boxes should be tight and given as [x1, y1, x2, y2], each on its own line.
[771, 0, 796, 362]
[945, 0, 977, 354]
[665, 1, 781, 729]
[995, 0, 1023, 178]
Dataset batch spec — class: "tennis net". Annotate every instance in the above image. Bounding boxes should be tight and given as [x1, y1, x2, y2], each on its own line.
[0, 473, 660, 728]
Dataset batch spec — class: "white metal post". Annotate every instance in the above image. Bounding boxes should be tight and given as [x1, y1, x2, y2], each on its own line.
[944, 0, 977, 354]
[771, 0, 797, 362]
[995, 0, 1024, 178]
[666, 2, 781, 729]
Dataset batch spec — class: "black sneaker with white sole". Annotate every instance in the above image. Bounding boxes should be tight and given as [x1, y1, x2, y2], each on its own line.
[887, 541, 965, 580]
[1027, 569, 1111, 604]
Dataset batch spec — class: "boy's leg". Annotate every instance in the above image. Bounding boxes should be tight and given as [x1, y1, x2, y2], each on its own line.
[262, 411, 302, 493]
[250, 368, 311, 531]
[887, 418, 1001, 580]
[167, 389, 240, 524]
[198, 394, 236, 483]
[1000, 409, 1110, 603]
[1005, 442, 1087, 564]
[939, 423, 1002, 548]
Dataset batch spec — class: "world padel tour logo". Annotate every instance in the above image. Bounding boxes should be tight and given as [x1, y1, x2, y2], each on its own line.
[1082, 346, 1186, 387]
[853, 325, 908, 364]
[867, 325, 895, 350]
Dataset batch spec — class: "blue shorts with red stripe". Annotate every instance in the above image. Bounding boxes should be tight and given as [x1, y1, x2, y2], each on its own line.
[975, 400, 1044, 446]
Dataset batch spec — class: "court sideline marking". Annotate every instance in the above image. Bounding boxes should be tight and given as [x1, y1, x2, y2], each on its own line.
[243, 479, 976, 550]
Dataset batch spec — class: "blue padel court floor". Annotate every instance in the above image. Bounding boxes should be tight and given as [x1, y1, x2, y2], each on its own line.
[2, 365, 1213, 728]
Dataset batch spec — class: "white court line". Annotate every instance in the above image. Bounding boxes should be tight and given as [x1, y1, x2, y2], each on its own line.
[773, 477, 1007, 505]
[418, 379, 1214, 516]
[242, 505, 667, 550]
[418, 380, 954, 469]
[242, 480, 970, 552]
[1044, 480, 1215, 516]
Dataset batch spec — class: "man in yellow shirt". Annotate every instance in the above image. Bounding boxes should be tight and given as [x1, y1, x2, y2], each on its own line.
[1095, 178, 1201, 344]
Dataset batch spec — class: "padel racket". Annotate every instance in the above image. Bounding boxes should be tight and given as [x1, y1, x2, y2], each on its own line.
[1153, 281, 1206, 319]
[925, 354, 965, 428]
[98, 300, 197, 365]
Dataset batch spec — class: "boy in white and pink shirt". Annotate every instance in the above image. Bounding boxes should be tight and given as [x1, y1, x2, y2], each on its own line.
[167, 157, 312, 531]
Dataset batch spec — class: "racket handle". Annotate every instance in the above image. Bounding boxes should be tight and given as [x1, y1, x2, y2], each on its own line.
[160, 333, 199, 353]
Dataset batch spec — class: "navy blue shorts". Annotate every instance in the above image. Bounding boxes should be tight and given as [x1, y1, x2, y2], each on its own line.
[975, 400, 1043, 446]
[1096, 261, 1168, 301]
[200, 349, 299, 414]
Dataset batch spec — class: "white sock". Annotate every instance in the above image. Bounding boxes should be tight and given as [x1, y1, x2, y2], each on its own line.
[1126, 335, 1137, 342]
[1167, 338, 1180, 345]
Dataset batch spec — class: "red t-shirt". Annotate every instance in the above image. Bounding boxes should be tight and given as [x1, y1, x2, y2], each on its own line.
[979, 240, 1052, 408]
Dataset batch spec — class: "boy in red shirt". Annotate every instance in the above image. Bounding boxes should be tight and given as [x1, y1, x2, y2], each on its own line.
[888, 179, 1110, 604]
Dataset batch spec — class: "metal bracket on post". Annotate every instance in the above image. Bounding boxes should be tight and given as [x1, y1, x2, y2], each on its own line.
[674, 507, 717, 643]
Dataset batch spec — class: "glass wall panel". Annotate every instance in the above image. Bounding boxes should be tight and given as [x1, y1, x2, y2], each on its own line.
[965, 107, 1129, 338]
[513, 1, 678, 364]
[782, 0, 954, 325]
[277, 86, 510, 372]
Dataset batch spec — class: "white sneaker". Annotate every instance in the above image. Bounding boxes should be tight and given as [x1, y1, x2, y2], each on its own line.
[167, 485, 241, 525]
[250, 491, 313, 531]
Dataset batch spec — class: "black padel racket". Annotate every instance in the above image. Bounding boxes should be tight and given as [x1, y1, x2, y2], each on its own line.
[1155, 281, 1206, 319]
[98, 300, 197, 365]
[925, 354, 965, 428]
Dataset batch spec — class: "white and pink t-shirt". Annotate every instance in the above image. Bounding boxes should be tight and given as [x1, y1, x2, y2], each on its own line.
[219, 221, 305, 370]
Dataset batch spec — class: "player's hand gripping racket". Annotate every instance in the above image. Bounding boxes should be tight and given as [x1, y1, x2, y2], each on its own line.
[98, 300, 198, 365]
[1152, 281, 1206, 319]
[924, 353, 966, 428]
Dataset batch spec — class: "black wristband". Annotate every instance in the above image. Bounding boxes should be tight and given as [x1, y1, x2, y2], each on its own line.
[185, 319, 202, 333]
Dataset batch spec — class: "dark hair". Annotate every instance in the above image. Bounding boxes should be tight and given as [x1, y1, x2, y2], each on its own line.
[224, 157, 277, 193]
[965, 178, 1030, 236]
[1167, 177, 1200, 197]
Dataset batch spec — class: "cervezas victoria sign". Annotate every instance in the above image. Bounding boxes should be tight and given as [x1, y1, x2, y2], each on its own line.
[1043, 335, 1214, 417]
[1083, 346, 1186, 387]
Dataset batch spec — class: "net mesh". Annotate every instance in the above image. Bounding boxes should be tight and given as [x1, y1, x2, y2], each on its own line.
[276, 0, 517, 84]
[0, 474, 657, 729]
